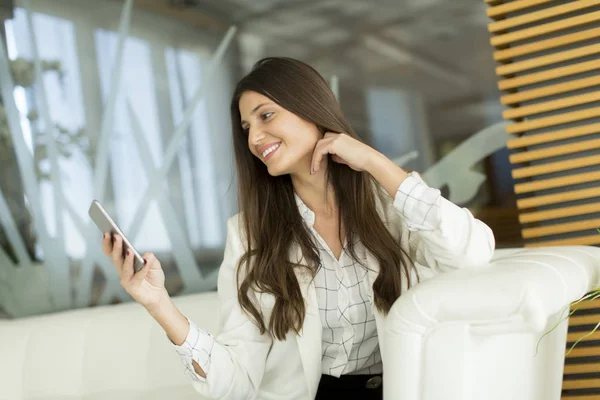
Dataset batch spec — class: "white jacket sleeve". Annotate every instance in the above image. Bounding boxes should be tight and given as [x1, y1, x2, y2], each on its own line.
[389, 172, 496, 275]
[181, 215, 273, 400]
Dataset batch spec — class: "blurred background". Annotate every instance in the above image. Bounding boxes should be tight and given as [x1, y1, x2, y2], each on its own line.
[0, 0, 515, 318]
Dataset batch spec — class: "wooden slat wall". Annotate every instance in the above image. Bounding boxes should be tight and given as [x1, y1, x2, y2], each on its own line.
[485, 1, 600, 398]
[563, 301, 600, 399]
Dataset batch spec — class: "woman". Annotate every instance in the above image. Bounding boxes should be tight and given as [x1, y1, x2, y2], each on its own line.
[102, 57, 495, 400]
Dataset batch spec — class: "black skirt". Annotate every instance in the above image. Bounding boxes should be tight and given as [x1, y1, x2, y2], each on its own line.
[315, 373, 383, 400]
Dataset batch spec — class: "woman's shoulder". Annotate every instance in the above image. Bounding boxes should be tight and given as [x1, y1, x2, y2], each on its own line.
[221, 213, 249, 257]
[370, 179, 396, 223]
[226, 212, 252, 238]
[225, 212, 243, 232]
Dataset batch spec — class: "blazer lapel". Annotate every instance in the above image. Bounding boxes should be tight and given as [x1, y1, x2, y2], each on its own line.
[292, 246, 322, 399]
[364, 250, 388, 364]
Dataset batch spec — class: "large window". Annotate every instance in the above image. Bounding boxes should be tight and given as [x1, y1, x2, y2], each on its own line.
[0, 0, 236, 316]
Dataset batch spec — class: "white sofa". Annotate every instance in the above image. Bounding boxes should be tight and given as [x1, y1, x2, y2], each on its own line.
[1, 246, 600, 400]
[385, 246, 600, 400]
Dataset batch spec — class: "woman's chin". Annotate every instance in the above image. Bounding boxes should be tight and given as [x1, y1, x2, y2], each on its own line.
[266, 163, 285, 177]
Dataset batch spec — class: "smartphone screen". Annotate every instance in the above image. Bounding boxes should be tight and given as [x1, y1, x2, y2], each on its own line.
[88, 200, 146, 272]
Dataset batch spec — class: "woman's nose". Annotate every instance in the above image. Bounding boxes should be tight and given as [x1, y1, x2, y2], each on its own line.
[249, 128, 266, 146]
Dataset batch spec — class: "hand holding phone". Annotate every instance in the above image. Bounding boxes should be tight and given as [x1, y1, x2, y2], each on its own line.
[89, 200, 145, 272]
[90, 200, 167, 307]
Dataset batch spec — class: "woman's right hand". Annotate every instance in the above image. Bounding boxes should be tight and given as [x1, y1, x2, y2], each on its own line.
[102, 233, 167, 309]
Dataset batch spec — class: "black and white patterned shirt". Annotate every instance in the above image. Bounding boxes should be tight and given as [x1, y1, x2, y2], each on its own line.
[295, 192, 381, 377]
[174, 171, 442, 381]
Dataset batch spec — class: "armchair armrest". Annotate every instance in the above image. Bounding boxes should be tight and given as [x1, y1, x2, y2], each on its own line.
[384, 246, 600, 400]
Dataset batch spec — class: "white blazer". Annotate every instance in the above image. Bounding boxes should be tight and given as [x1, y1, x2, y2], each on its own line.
[190, 189, 495, 400]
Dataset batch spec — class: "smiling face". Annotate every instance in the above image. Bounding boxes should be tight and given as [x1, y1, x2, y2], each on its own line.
[239, 91, 322, 177]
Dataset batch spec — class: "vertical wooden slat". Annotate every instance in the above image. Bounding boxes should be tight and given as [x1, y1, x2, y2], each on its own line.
[494, 28, 600, 62]
[487, 0, 560, 18]
[500, 75, 600, 105]
[490, 11, 600, 46]
[489, 0, 600, 33]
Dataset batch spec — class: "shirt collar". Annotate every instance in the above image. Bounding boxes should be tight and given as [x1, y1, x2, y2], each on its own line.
[294, 192, 316, 226]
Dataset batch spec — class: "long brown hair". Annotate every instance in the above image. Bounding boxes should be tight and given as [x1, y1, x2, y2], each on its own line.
[230, 57, 415, 340]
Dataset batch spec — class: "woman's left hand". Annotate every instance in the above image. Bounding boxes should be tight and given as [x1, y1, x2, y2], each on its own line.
[311, 132, 379, 174]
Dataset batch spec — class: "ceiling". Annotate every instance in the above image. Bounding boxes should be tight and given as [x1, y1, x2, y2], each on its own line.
[141, 0, 505, 140]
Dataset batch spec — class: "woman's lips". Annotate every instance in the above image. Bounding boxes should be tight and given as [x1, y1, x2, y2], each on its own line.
[264, 145, 280, 161]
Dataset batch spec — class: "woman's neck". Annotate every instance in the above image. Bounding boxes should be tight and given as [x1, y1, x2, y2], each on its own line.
[291, 168, 337, 218]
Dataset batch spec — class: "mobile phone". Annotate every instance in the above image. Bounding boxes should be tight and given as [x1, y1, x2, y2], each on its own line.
[88, 200, 146, 272]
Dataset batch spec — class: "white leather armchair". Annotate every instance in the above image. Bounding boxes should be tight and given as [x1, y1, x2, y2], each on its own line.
[1, 246, 599, 399]
[385, 246, 600, 400]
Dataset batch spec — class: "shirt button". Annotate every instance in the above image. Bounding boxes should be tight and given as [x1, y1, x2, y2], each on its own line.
[366, 376, 382, 389]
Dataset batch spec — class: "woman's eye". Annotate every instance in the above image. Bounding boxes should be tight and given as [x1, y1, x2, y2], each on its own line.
[261, 112, 273, 121]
